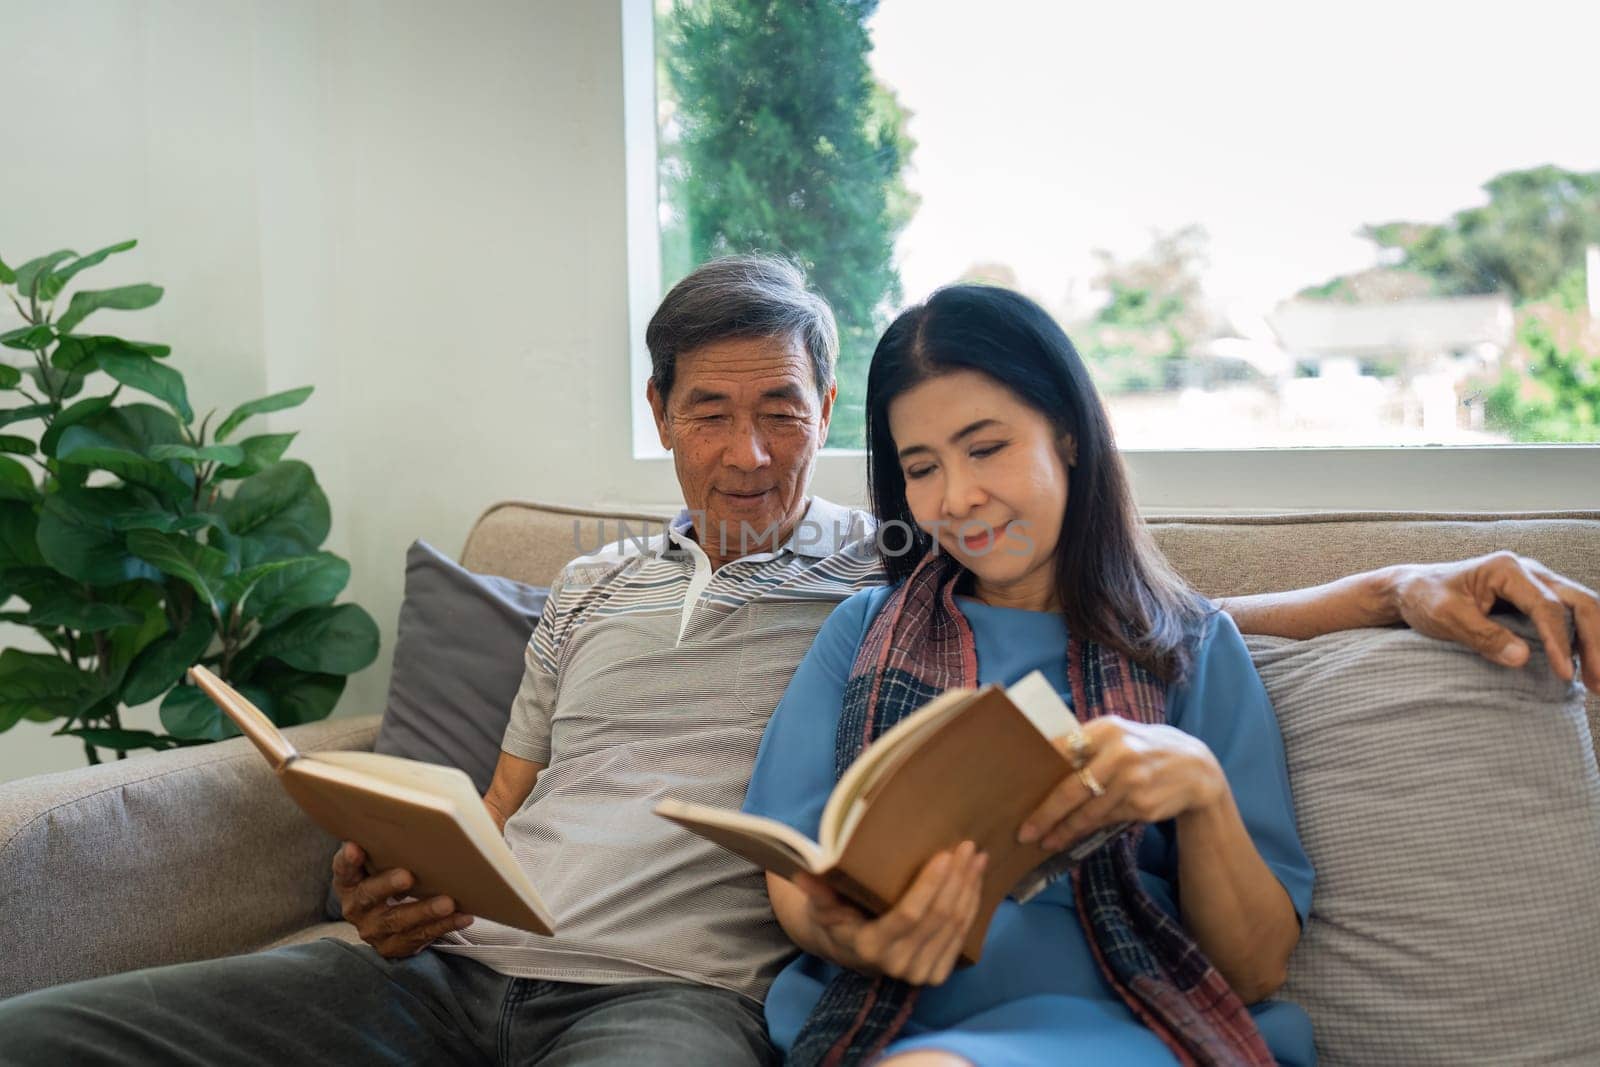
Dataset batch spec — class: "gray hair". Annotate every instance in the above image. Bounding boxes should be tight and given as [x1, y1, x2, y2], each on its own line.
[645, 255, 839, 402]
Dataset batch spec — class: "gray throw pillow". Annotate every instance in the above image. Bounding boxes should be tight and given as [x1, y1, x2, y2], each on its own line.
[1247, 617, 1600, 1066]
[371, 540, 549, 794]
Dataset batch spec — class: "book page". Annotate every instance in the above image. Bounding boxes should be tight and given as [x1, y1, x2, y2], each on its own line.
[313, 751, 483, 812]
[655, 798, 829, 875]
[1005, 670, 1079, 739]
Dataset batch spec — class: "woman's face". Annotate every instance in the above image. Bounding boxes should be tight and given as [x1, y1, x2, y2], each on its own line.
[887, 368, 1071, 611]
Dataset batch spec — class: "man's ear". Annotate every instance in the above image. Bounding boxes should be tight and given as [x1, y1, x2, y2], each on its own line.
[647, 379, 673, 452]
[816, 381, 837, 445]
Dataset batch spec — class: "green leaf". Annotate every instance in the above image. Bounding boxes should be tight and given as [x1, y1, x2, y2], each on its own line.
[208, 526, 243, 574]
[54, 404, 193, 501]
[0, 435, 36, 455]
[160, 684, 238, 740]
[49, 464, 88, 491]
[37, 487, 165, 585]
[25, 364, 85, 401]
[97, 351, 192, 421]
[103, 586, 171, 684]
[217, 555, 316, 618]
[12, 251, 77, 301]
[50, 335, 99, 375]
[48, 240, 138, 289]
[241, 550, 349, 627]
[61, 335, 171, 362]
[122, 612, 215, 706]
[0, 253, 13, 285]
[251, 663, 345, 725]
[50, 336, 167, 381]
[0, 403, 53, 429]
[222, 460, 330, 564]
[40, 392, 118, 457]
[57, 426, 191, 500]
[0, 365, 19, 389]
[109, 508, 220, 535]
[126, 529, 229, 614]
[0, 324, 53, 352]
[148, 443, 245, 466]
[236, 603, 379, 677]
[66, 689, 121, 725]
[215, 386, 313, 442]
[60, 726, 184, 753]
[0, 501, 46, 568]
[0, 565, 77, 608]
[213, 433, 295, 480]
[55, 284, 163, 335]
[0, 456, 35, 501]
[0, 649, 101, 729]
[23, 595, 144, 632]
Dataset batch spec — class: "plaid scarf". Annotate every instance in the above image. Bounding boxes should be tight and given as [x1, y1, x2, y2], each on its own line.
[787, 552, 1273, 1067]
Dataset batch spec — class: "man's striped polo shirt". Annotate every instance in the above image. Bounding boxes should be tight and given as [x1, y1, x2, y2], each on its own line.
[435, 496, 885, 1001]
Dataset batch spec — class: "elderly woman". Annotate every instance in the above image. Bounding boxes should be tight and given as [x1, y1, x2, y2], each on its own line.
[743, 285, 1349, 1065]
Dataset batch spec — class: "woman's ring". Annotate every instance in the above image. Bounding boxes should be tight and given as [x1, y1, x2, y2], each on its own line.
[1067, 732, 1092, 769]
[1077, 767, 1105, 798]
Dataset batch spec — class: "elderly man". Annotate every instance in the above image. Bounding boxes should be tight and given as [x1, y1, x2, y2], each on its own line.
[2, 256, 1594, 1066]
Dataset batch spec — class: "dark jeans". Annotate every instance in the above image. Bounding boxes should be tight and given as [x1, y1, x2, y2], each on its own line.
[0, 938, 777, 1066]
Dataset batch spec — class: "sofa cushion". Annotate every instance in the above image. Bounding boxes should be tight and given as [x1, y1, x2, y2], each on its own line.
[0, 714, 381, 999]
[1248, 617, 1600, 1066]
[372, 540, 549, 794]
[458, 503, 1600, 758]
[460, 500, 669, 588]
[1148, 509, 1600, 754]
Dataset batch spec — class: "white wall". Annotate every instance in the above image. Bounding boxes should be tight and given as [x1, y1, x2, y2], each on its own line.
[0, 0, 657, 782]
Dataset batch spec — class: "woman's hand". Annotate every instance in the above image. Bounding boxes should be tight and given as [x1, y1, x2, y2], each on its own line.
[1018, 716, 1225, 852]
[782, 842, 987, 986]
[1013, 718, 1299, 1001]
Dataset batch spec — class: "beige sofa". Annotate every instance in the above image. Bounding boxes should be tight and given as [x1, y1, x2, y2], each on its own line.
[2, 502, 1597, 1001]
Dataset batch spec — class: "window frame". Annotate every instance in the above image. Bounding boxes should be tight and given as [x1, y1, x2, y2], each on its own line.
[621, 0, 1600, 513]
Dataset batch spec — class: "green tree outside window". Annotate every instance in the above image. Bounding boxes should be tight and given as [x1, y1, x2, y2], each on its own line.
[657, 0, 918, 447]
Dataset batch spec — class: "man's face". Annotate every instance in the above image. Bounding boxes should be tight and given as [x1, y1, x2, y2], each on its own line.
[648, 334, 834, 565]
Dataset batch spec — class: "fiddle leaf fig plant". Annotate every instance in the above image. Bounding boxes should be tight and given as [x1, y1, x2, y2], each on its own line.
[0, 240, 378, 764]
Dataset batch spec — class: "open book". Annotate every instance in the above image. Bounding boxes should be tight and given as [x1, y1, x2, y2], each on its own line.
[187, 666, 553, 936]
[655, 672, 1123, 964]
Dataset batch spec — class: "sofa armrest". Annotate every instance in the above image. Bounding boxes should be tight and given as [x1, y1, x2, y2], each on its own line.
[0, 714, 381, 999]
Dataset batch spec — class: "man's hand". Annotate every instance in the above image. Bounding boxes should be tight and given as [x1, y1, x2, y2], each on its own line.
[331, 842, 473, 958]
[1390, 551, 1600, 690]
[787, 842, 986, 987]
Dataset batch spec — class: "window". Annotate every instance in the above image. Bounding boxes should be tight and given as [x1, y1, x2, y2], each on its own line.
[632, 0, 1600, 508]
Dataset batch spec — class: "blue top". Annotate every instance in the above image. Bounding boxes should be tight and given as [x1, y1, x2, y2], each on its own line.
[742, 587, 1317, 1067]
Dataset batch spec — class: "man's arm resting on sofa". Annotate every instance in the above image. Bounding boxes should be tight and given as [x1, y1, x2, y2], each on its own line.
[333, 749, 543, 959]
[1218, 551, 1600, 690]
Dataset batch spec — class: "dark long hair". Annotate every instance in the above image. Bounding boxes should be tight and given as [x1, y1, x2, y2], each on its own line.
[866, 285, 1207, 683]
